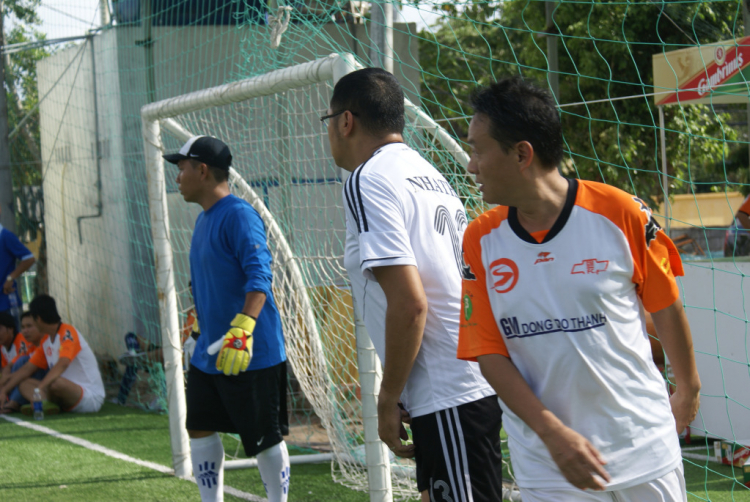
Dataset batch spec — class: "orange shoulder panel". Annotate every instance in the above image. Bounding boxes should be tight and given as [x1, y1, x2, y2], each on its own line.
[10, 333, 32, 364]
[739, 194, 750, 216]
[57, 323, 82, 361]
[29, 336, 49, 370]
[575, 180, 683, 312]
[458, 207, 511, 361]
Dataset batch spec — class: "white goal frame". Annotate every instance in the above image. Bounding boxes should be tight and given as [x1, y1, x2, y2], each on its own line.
[141, 53, 471, 500]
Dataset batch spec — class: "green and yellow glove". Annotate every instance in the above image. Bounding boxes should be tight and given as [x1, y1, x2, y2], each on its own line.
[210, 313, 255, 376]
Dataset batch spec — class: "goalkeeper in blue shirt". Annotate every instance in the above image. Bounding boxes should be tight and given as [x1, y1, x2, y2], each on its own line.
[165, 136, 289, 502]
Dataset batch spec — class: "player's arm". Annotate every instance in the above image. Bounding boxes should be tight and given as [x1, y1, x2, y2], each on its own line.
[37, 357, 72, 396]
[2, 231, 35, 295]
[477, 353, 610, 491]
[0, 359, 41, 403]
[371, 264, 426, 459]
[650, 298, 701, 432]
[0, 363, 12, 388]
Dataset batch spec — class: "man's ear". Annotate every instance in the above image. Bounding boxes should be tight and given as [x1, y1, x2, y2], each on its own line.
[516, 141, 535, 169]
[198, 162, 210, 181]
[340, 110, 356, 137]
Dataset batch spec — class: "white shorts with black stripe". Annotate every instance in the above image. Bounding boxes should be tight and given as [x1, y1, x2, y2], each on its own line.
[411, 395, 504, 502]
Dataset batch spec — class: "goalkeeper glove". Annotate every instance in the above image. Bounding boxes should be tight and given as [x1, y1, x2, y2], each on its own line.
[212, 313, 255, 376]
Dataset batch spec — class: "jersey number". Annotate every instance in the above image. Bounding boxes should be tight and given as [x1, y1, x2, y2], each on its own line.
[434, 206, 467, 277]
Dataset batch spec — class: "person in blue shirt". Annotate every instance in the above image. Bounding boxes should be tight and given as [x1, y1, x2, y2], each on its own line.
[0, 207, 35, 332]
[164, 136, 289, 502]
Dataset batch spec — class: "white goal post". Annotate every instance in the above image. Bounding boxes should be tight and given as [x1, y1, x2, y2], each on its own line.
[141, 53, 473, 500]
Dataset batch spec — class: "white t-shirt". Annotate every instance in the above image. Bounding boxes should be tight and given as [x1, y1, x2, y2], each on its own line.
[343, 142, 494, 418]
[31, 323, 105, 400]
[458, 179, 684, 490]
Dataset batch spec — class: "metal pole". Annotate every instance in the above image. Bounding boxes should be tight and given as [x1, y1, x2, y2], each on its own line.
[546, 1, 559, 101]
[370, 1, 393, 73]
[659, 106, 670, 235]
[0, 5, 16, 231]
[100, 0, 111, 26]
[743, 1, 750, 169]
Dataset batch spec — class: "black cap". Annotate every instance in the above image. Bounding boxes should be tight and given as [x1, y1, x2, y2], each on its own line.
[163, 136, 232, 170]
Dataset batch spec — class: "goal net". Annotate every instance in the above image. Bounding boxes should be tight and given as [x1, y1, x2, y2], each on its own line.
[141, 53, 483, 499]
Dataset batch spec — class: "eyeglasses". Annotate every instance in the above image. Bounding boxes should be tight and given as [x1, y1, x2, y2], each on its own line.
[320, 110, 358, 123]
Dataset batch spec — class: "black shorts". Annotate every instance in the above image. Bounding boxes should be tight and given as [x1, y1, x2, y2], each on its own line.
[411, 395, 504, 502]
[186, 362, 289, 457]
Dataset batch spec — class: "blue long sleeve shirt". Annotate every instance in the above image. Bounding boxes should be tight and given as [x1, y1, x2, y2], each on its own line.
[0, 225, 34, 312]
[189, 195, 285, 373]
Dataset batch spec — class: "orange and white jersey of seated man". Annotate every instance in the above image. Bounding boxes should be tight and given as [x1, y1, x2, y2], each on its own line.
[1, 331, 36, 368]
[29, 323, 105, 412]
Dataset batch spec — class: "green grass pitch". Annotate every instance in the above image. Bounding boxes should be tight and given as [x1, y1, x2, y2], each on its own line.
[0, 403, 747, 501]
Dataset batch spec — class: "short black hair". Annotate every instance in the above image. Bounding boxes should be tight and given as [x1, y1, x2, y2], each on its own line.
[189, 159, 228, 183]
[470, 76, 563, 169]
[29, 294, 62, 324]
[330, 68, 405, 136]
[20, 311, 33, 321]
[0, 311, 15, 330]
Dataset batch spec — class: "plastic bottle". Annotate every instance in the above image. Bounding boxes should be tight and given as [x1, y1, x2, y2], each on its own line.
[33, 388, 44, 420]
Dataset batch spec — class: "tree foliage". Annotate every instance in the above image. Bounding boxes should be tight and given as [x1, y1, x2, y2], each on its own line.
[417, 0, 747, 205]
[4, 0, 47, 187]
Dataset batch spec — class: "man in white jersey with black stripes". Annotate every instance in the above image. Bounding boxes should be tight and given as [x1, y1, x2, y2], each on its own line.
[324, 67, 504, 502]
[457, 76, 701, 501]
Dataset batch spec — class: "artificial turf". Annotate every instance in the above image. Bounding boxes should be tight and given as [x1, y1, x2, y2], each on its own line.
[1, 403, 747, 501]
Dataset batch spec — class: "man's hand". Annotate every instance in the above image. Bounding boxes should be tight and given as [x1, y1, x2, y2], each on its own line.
[3, 279, 13, 295]
[670, 387, 700, 433]
[539, 423, 610, 491]
[377, 392, 415, 458]
[211, 313, 255, 376]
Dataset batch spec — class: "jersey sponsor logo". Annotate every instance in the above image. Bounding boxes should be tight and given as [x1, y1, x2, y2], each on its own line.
[489, 258, 519, 293]
[645, 216, 661, 247]
[499, 313, 608, 339]
[46, 346, 53, 357]
[62, 330, 74, 342]
[461, 253, 477, 281]
[462, 294, 473, 321]
[534, 251, 554, 264]
[633, 197, 662, 247]
[571, 258, 609, 275]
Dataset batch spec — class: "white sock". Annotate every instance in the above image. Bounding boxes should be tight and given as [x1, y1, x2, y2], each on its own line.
[256, 440, 290, 502]
[191, 433, 225, 502]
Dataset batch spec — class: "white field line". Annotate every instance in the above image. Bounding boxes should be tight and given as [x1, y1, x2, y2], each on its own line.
[2, 415, 266, 501]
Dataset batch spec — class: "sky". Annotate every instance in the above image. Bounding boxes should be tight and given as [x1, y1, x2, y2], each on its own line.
[30, 0, 441, 43]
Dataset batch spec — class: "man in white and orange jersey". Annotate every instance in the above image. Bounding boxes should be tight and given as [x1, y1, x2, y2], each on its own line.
[0, 311, 42, 412]
[724, 193, 750, 256]
[0, 294, 104, 414]
[326, 68, 504, 502]
[457, 76, 701, 501]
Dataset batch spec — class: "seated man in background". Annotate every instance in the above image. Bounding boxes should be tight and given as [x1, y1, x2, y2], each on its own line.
[725, 193, 750, 257]
[0, 294, 105, 414]
[0, 311, 46, 413]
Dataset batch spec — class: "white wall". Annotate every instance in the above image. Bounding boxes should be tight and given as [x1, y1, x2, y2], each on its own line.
[682, 259, 750, 442]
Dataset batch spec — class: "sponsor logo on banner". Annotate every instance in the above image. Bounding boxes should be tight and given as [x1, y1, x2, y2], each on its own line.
[489, 258, 518, 293]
